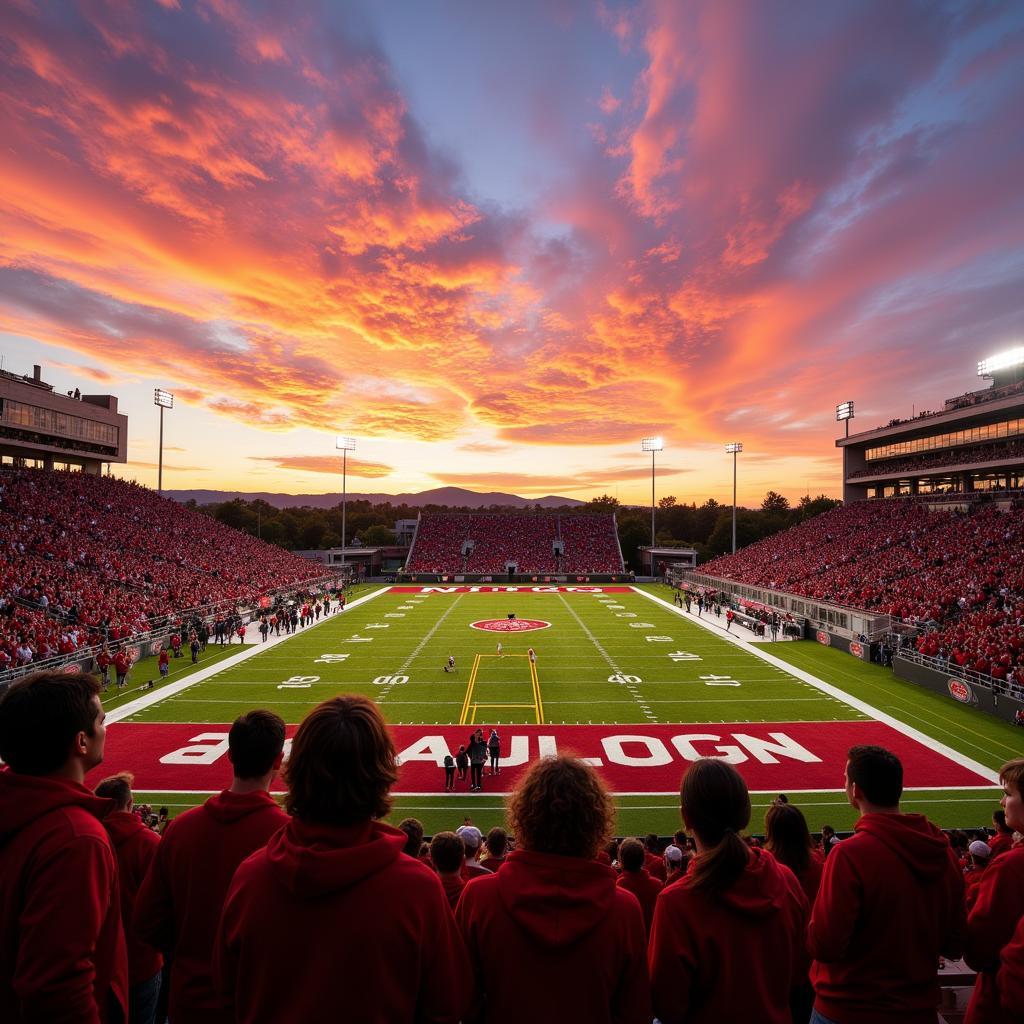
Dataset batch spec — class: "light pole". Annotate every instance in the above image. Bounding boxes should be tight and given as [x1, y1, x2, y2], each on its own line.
[641, 437, 663, 577]
[836, 401, 854, 438]
[336, 435, 356, 574]
[153, 389, 173, 493]
[725, 442, 743, 554]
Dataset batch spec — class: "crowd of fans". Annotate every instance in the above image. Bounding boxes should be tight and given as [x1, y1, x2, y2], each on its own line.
[0, 468, 330, 668]
[848, 438, 1024, 480]
[703, 499, 1024, 684]
[406, 511, 625, 574]
[2, 679, 1023, 1023]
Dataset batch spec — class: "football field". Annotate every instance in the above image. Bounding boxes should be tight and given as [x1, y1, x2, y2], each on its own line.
[92, 584, 1015, 836]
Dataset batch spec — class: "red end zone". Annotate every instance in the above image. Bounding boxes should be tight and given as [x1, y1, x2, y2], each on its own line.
[89, 721, 993, 794]
[389, 586, 633, 593]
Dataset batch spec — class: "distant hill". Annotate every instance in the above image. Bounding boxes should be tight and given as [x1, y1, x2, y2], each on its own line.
[164, 486, 586, 510]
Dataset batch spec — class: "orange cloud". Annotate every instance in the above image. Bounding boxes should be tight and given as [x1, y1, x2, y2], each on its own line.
[248, 455, 393, 477]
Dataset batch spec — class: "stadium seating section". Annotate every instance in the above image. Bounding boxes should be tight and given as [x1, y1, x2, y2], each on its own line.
[406, 512, 624, 575]
[701, 499, 1024, 682]
[0, 469, 328, 667]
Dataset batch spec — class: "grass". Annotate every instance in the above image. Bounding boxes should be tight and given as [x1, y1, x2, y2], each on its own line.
[115, 584, 1011, 836]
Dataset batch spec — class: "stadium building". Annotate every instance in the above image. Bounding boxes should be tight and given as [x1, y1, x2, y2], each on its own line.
[0, 363, 127, 473]
[838, 348, 1024, 504]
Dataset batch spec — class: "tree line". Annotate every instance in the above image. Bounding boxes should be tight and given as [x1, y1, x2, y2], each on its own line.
[191, 491, 841, 572]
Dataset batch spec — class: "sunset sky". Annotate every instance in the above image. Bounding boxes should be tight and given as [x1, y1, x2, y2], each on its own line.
[1, 1, 1022, 505]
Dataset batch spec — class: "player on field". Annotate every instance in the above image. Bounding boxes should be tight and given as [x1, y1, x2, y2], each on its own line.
[496, 641, 503, 658]
[444, 655, 456, 673]
[528, 647, 536, 665]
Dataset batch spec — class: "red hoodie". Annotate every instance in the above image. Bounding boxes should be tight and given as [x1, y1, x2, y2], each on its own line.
[964, 846, 1024, 1023]
[215, 817, 472, 1023]
[134, 788, 287, 1024]
[808, 812, 965, 1024]
[616, 869, 663, 936]
[102, 810, 163, 984]
[0, 773, 129, 1024]
[648, 846, 808, 1024]
[455, 848, 650, 1024]
[997, 913, 1024, 1018]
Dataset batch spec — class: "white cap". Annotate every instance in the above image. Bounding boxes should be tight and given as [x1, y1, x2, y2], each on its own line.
[969, 840, 992, 858]
[456, 825, 483, 849]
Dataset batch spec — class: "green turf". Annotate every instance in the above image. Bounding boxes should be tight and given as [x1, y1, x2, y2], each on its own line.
[120, 584, 1010, 835]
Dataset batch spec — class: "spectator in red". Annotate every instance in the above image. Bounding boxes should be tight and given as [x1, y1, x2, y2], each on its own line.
[998, 914, 1024, 1018]
[479, 826, 508, 872]
[989, 808, 1014, 858]
[456, 755, 649, 1024]
[963, 840, 993, 911]
[215, 695, 471, 1023]
[431, 831, 467, 910]
[649, 758, 808, 1024]
[94, 771, 163, 1024]
[643, 831, 668, 881]
[616, 837, 663, 937]
[764, 801, 824, 1024]
[457, 824, 492, 879]
[963, 757, 1024, 1024]
[113, 647, 131, 689]
[134, 710, 287, 1024]
[96, 645, 112, 688]
[0, 672, 128, 1023]
[157, 646, 170, 679]
[808, 745, 965, 1024]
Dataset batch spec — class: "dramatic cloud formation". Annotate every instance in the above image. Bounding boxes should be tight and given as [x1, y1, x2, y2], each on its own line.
[0, 0, 1021, 500]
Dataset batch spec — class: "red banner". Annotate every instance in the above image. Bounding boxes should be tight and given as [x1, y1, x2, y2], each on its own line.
[88, 721, 991, 794]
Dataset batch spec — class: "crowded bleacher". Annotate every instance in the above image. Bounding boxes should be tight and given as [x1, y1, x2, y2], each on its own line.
[0, 468, 330, 667]
[406, 511, 624, 574]
[700, 498, 1024, 683]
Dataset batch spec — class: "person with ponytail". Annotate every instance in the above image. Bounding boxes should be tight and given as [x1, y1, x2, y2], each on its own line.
[648, 758, 809, 1024]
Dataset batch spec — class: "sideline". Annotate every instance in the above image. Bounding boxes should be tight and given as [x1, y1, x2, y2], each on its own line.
[107, 587, 390, 724]
[631, 586, 999, 785]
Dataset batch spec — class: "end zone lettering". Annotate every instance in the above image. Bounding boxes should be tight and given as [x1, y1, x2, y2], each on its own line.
[89, 720, 993, 794]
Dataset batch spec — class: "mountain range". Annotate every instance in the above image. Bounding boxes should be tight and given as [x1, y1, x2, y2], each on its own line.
[164, 486, 586, 510]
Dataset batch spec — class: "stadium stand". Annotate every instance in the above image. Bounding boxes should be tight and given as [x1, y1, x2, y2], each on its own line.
[700, 498, 1024, 683]
[405, 511, 624, 574]
[0, 468, 330, 665]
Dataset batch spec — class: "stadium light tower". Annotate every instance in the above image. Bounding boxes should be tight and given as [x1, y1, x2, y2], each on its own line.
[641, 437, 664, 576]
[836, 400, 855, 438]
[153, 389, 173, 493]
[336, 435, 357, 573]
[725, 442, 743, 554]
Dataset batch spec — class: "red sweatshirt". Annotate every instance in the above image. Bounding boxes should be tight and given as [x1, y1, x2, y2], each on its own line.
[649, 847, 808, 1024]
[102, 810, 163, 983]
[215, 818, 472, 1023]
[964, 846, 1024, 1023]
[988, 832, 1014, 859]
[134, 788, 287, 1024]
[456, 848, 650, 1024]
[616, 869, 663, 936]
[997, 914, 1024, 1018]
[0, 773, 128, 1024]
[808, 812, 965, 1024]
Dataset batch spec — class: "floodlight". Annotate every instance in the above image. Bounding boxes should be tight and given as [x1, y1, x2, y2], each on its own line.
[336, 435, 357, 451]
[978, 347, 1024, 377]
[641, 437, 664, 452]
[154, 389, 174, 409]
[836, 402, 854, 422]
[725, 442, 743, 454]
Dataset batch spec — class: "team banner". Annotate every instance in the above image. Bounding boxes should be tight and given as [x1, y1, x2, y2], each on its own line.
[89, 720, 992, 794]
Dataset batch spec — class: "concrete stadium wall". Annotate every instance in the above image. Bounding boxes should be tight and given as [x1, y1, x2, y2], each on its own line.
[895, 655, 1024, 726]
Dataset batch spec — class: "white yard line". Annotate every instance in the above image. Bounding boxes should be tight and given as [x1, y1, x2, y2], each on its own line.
[107, 588, 390, 724]
[631, 587, 999, 785]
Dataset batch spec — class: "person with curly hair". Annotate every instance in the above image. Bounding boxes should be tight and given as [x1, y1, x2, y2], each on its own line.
[649, 758, 808, 1024]
[215, 695, 471, 1023]
[455, 755, 649, 1023]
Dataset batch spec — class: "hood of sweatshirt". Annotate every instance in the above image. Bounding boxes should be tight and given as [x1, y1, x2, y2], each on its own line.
[678, 846, 795, 918]
[497, 848, 619, 948]
[103, 809, 150, 848]
[0, 771, 113, 844]
[204, 788, 281, 824]
[854, 811, 953, 880]
[265, 818, 405, 900]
